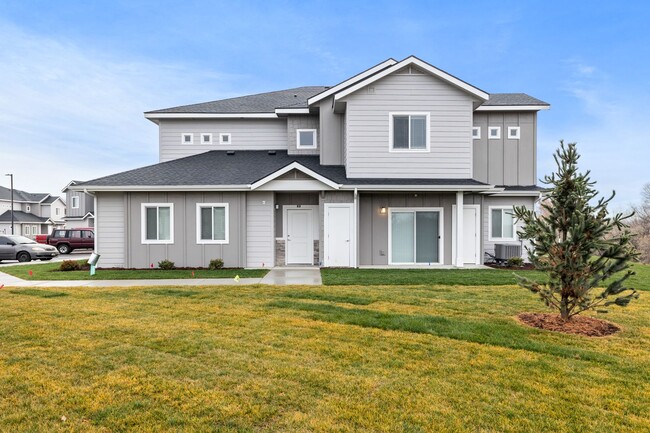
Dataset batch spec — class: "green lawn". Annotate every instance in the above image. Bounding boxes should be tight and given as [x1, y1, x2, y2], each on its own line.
[0, 281, 648, 432]
[0, 260, 268, 280]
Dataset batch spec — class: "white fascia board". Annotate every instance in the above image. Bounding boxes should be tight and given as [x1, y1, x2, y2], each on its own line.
[334, 56, 489, 102]
[249, 161, 341, 190]
[144, 112, 278, 120]
[68, 185, 251, 192]
[61, 180, 78, 192]
[274, 108, 311, 114]
[307, 58, 398, 106]
[475, 105, 550, 112]
[487, 190, 542, 197]
[340, 184, 496, 192]
[38, 194, 51, 204]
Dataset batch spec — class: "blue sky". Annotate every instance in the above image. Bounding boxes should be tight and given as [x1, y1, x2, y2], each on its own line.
[0, 0, 648, 210]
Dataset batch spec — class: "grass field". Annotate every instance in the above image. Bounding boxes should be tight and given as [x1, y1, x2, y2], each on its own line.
[0, 280, 648, 432]
[0, 260, 268, 280]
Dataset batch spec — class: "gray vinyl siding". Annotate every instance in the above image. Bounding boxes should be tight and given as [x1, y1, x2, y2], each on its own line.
[319, 97, 343, 164]
[483, 196, 536, 259]
[473, 112, 537, 185]
[287, 115, 320, 155]
[341, 71, 476, 179]
[96, 192, 125, 268]
[159, 118, 288, 162]
[246, 192, 274, 268]
[66, 191, 94, 217]
[125, 191, 246, 268]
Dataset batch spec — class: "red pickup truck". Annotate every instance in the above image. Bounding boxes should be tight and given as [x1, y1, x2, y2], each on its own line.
[45, 228, 95, 254]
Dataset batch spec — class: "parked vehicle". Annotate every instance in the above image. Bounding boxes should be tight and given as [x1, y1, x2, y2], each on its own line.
[0, 235, 59, 262]
[46, 228, 95, 254]
[34, 234, 48, 244]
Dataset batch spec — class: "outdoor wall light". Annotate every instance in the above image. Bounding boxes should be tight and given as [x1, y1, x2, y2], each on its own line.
[379, 207, 387, 214]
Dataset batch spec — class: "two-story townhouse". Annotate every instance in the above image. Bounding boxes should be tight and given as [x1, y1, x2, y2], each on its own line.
[62, 181, 95, 228]
[0, 186, 66, 236]
[71, 56, 549, 269]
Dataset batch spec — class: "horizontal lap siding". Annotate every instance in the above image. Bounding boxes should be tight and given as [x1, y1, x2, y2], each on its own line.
[483, 196, 535, 258]
[343, 73, 474, 179]
[159, 119, 288, 162]
[246, 192, 274, 268]
[96, 192, 125, 268]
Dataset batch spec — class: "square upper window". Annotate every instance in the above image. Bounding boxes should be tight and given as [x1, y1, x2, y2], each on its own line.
[219, 133, 231, 145]
[390, 113, 429, 151]
[201, 133, 212, 144]
[508, 126, 521, 139]
[472, 126, 481, 139]
[488, 126, 501, 139]
[182, 133, 193, 144]
[296, 129, 317, 149]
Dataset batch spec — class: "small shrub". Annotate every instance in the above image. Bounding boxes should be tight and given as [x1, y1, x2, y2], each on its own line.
[59, 260, 81, 271]
[209, 258, 224, 270]
[507, 257, 524, 267]
[158, 260, 175, 270]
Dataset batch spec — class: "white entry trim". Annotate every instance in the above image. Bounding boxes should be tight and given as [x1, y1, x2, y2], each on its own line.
[324, 203, 357, 268]
[387, 207, 444, 265]
[452, 204, 481, 265]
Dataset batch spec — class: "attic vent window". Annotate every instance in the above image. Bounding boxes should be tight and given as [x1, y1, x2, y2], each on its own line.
[182, 133, 193, 144]
[297, 129, 317, 149]
[201, 133, 212, 144]
[472, 126, 481, 139]
[508, 126, 520, 139]
[488, 127, 501, 140]
[220, 133, 231, 145]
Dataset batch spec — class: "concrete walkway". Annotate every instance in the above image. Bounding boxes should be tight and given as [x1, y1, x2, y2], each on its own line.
[259, 267, 322, 285]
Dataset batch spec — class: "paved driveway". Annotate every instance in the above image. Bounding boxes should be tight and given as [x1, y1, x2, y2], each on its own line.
[0, 251, 92, 267]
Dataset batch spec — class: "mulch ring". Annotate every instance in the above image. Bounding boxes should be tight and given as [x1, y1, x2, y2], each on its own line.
[517, 312, 621, 337]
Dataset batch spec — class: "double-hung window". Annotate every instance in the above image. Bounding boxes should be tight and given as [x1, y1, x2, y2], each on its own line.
[489, 207, 516, 241]
[142, 203, 174, 244]
[389, 113, 429, 151]
[71, 196, 79, 209]
[196, 203, 229, 244]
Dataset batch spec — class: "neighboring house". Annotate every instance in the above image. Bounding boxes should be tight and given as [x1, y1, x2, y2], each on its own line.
[72, 56, 549, 269]
[0, 186, 66, 236]
[62, 181, 95, 228]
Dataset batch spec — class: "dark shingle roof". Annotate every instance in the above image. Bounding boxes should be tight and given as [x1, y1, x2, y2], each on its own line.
[0, 186, 49, 203]
[77, 151, 488, 188]
[147, 86, 329, 114]
[0, 210, 49, 223]
[484, 93, 549, 106]
[41, 195, 61, 204]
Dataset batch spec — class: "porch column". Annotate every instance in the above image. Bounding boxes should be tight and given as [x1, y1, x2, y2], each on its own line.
[455, 191, 464, 268]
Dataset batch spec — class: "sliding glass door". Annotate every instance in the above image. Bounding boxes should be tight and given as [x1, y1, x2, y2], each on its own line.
[390, 208, 442, 264]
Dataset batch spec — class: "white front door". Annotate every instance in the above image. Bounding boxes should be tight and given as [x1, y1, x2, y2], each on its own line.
[286, 209, 313, 264]
[325, 204, 352, 267]
[463, 207, 478, 263]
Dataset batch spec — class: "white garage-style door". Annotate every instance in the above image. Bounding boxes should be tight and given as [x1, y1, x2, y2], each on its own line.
[324, 204, 355, 267]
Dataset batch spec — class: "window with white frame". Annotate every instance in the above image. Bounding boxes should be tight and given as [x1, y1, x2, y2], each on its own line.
[71, 196, 79, 209]
[201, 133, 212, 144]
[472, 126, 481, 139]
[508, 126, 520, 139]
[26, 205, 31, 212]
[489, 207, 516, 241]
[196, 203, 229, 243]
[25, 225, 30, 235]
[219, 133, 231, 145]
[296, 129, 317, 149]
[142, 203, 174, 243]
[488, 126, 501, 139]
[181, 133, 193, 144]
[390, 113, 429, 151]
[55, 207, 59, 215]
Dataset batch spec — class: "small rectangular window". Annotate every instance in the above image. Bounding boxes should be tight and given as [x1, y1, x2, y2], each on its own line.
[141, 204, 174, 244]
[25, 226, 30, 235]
[472, 126, 481, 139]
[71, 196, 79, 209]
[296, 129, 317, 149]
[490, 207, 516, 240]
[26, 205, 31, 212]
[182, 133, 193, 144]
[219, 133, 231, 145]
[55, 208, 59, 215]
[201, 133, 212, 144]
[488, 126, 501, 139]
[390, 113, 429, 151]
[508, 126, 520, 139]
[196, 203, 229, 244]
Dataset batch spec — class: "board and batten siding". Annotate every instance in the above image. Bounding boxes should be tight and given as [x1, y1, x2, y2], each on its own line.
[246, 192, 274, 268]
[319, 97, 344, 165]
[158, 118, 288, 162]
[342, 71, 476, 179]
[96, 192, 125, 268]
[473, 112, 536, 185]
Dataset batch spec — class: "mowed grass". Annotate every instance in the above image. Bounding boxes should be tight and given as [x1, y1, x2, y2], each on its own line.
[0, 283, 648, 432]
[0, 260, 268, 280]
[322, 262, 650, 290]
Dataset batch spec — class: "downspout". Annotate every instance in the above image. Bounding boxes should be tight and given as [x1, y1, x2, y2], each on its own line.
[354, 187, 358, 268]
[84, 189, 98, 257]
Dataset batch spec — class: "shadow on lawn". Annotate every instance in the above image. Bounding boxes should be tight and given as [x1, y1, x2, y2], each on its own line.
[268, 300, 613, 363]
[8, 289, 67, 298]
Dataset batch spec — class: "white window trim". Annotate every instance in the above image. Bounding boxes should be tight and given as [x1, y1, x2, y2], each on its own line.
[201, 133, 213, 145]
[71, 196, 79, 209]
[25, 225, 30, 235]
[488, 206, 518, 242]
[296, 129, 318, 149]
[219, 133, 231, 145]
[472, 126, 481, 139]
[507, 126, 520, 139]
[141, 203, 174, 244]
[26, 205, 31, 212]
[388, 112, 431, 152]
[488, 126, 501, 140]
[182, 133, 193, 144]
[195, 203, 229, 244]
[387, 207, 444, 265]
